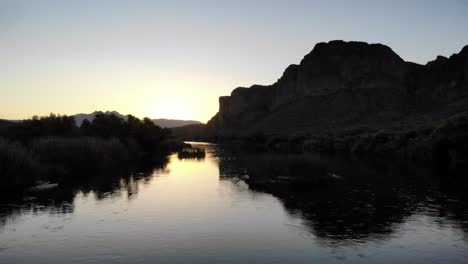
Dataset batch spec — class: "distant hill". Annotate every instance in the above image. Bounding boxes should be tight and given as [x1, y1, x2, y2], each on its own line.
[72, 111, 202, 128]
[170, 124, 207, 140]
[151, 119, 203, 128]
[73, 111, 127, 126]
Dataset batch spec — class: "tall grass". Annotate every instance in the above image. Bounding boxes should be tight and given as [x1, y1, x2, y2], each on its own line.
[31, 137, 131, 179]
[0, 136, 146, 189]
[0, 113, 178, 189]
[0, 138, 42, 186]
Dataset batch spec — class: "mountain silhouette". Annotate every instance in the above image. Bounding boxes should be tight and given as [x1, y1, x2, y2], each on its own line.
[207, 40, 468, 135]
[73, 111, 202, 128]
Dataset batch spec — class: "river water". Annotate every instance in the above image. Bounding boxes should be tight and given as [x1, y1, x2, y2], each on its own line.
[0, 142, 467, 263]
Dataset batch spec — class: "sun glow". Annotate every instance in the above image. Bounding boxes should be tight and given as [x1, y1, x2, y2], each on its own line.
[141, 86, 218, 122]
[148, 95, 199, 121]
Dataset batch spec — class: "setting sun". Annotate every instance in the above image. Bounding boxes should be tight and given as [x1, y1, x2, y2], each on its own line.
[146, 92, 216, 122]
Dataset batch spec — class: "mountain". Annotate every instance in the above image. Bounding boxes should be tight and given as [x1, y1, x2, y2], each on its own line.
[73, 111, 127, 126]
[72, 111, 202, 128]
[207, 40, 468, 136]
[151, 119, 203, 128]
[202, 40, 468, 167]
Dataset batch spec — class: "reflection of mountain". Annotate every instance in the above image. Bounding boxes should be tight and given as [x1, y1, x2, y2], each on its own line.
[0, 157, 170, 230]
[217, 147, 468, 243]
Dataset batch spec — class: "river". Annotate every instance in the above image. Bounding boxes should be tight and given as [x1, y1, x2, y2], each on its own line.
[0, 142, 467, 263]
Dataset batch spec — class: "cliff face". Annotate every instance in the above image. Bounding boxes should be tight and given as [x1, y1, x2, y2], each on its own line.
[207, 41, 468, 136]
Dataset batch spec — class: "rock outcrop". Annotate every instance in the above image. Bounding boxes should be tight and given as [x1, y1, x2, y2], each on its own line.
[202, 41, 468, 168]
[207, 40, 468, 137]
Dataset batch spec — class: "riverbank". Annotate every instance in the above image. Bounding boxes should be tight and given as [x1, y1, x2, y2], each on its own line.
[0, 136, 187, 189]
[177, 112, 468, 173]
[0, 113, 188, 190]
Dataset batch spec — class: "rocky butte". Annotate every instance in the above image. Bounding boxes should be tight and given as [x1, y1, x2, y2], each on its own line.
[177, 40, 468, 168]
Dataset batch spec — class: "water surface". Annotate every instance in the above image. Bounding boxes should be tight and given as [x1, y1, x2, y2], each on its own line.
[0, 143, 467, 263]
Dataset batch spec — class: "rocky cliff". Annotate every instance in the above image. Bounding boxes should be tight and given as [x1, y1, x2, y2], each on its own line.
[207, 40, 468, 137]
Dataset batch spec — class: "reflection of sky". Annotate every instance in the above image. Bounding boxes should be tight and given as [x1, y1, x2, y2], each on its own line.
[1, 0, 468, 121]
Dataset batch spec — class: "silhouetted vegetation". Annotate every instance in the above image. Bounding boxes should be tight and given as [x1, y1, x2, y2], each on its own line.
[3, 114, 78, 141]
[81, 113, 171, 155]
[0, 138, 42, 187]
[0, 113, 181, 189]
[32, 137, 130, 179]
[224, 113, 468, 175]
[432, 113, 468, 171]
[0, 119, 15, 134]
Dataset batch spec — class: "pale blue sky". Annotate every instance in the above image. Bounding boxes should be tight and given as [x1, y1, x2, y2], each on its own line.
[1, 0, 468, 121]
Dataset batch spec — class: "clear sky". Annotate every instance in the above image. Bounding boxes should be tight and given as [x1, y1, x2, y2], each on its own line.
[1, 0, 468, 122]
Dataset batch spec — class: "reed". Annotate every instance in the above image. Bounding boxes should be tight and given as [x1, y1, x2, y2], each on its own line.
[0, 138, 42, 186]
[31, 136, 131, 178]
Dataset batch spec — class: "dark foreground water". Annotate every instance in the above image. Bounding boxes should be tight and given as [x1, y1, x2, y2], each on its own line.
[1, 142, 467, 263]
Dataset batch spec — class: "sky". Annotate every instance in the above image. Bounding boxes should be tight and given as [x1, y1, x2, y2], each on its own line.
[1, 0, 468, 122]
